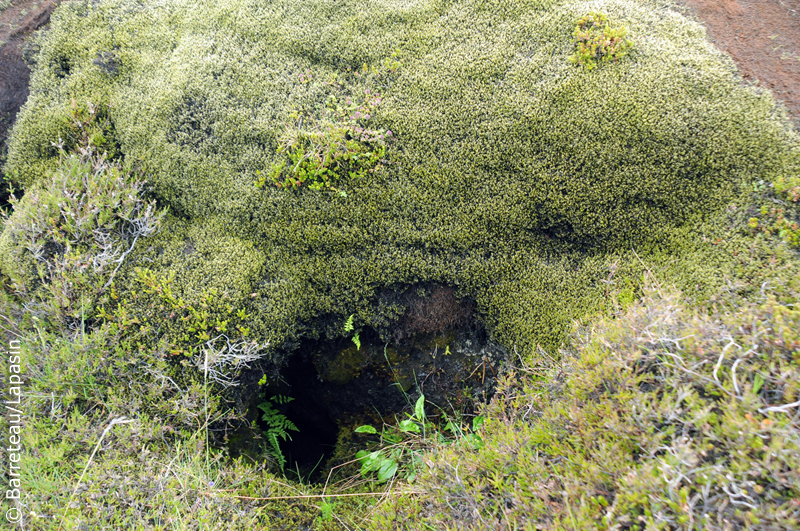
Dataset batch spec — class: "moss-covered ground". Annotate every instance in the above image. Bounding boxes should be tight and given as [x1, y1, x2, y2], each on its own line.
[0, 0, 799, 528]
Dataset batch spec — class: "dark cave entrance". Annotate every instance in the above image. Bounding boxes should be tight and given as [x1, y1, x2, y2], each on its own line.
[256, 355, 342, 481]
[256, 327, 415, 483]
[242, 285, 509, 483]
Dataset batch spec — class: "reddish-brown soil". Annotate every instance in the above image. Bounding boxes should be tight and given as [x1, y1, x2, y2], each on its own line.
[670, 0, 800, 127]
[0, 1, 60, 145]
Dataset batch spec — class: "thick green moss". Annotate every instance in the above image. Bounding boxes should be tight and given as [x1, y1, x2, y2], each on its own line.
[4, 0, 800, 360]
[127, 215, 266, 307]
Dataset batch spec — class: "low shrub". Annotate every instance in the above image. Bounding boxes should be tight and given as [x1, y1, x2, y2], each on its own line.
[0, 103, 163, 327]
[260, 91, 390, 194]
[569, 12, 634, 71]
[747, 175, 800, 247]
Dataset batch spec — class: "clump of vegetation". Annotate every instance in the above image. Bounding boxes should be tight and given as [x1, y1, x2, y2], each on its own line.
[373, 280, 800, 529]
[344, 313, 361, 350]
[569, 12, 634, 70]
[0, 101, 163, 326]
[354, 395, 430, 485]
[747, 175, 800, 247]
[57, 99, 121, 161]
[259, 77, 394, 194]
[116, 267, 259, 358]
[354, 394, 486, 485]
[748, 203, 800, 246]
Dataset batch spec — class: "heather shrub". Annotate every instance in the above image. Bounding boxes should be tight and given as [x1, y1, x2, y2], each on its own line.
[0, 103, 163, 326]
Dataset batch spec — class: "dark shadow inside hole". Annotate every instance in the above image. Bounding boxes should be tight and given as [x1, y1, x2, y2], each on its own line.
[247, 284, 508, 482]
[257, 355, 340, 482]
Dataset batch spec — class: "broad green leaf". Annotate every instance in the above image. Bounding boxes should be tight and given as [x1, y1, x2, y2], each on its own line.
[399, 419, 420, 433]
[377, 459, 398, 483]
[472, 415, 486, 431]
[355, 425, 378, 434]
[363, 451, 383, 472]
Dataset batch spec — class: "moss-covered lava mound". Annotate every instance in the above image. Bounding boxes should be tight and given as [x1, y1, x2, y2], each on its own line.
[2, 0, 800, 411]
[3, 0, 800, 528]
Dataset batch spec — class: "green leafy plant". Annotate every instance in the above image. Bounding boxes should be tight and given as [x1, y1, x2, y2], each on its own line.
[747, 176, 800, 248]
[747, 178, 800, 247]
[569, 12, 634, 71]
[258, 92, 390, 194]
[97, 268, 265, 402]
[109, 268, 257, 354]
[748, 206, 800, 246]
[354, 395, 428, 484]
[258, 394, 299, 471]
[444, 413, 485, 451]
[353, 394, 483, 484]
[318, 499, 335, 523]
[58, 99, 122, 161]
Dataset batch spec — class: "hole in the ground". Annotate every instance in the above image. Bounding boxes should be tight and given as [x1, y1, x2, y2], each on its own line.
[256, 355, 341, 481]
[237, 284, 509, 482]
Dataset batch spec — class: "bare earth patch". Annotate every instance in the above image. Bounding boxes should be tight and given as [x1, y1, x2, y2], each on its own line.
[672, 0, 800, 128]
[0, 0, 61, 192]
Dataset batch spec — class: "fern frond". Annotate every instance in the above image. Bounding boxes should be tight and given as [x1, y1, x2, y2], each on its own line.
[266, 431, 286, 470]
[271, 394, 295, 405]
[258, 395, 299, 471]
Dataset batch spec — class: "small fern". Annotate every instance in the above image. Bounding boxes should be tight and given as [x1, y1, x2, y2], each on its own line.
[258, 395, 299, 471]
[344, 314, 361, 350]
